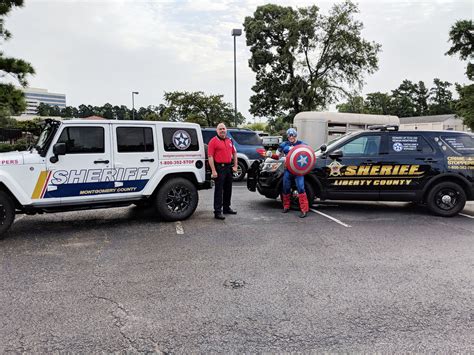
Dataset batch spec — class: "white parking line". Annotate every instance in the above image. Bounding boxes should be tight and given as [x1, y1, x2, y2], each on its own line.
[175, 221, 184, 234]
[310, 208, 351, 228]
[459, 213, 474, 219]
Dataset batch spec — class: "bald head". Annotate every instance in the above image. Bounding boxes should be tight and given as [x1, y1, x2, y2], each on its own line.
[216, 123, 227, 139]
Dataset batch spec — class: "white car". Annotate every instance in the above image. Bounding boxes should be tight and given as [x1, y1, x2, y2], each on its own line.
[0, 119, 212, 237]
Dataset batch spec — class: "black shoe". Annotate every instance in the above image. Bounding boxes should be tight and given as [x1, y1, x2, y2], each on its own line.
[223, 208, 237, 215]
[299, 211, 307, 218]
[282, 208, 290, 213]
[214, 213, 226, 220]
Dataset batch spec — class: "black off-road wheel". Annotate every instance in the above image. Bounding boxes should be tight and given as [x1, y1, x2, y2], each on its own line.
[290, 181, 315, 210]
[0, 191, 15, 239]
[233, 160, 247, 182]
[427, 182, 466, 217]
[155, 178, 198, 221]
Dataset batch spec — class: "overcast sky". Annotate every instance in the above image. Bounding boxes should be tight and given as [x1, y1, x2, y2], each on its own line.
[3, 0, 473, 121]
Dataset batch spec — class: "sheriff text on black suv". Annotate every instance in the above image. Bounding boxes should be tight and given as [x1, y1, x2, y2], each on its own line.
[248, 126, 474, 217]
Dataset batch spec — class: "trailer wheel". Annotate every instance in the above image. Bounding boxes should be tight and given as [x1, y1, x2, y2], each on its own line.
[0, 191, 15, 239]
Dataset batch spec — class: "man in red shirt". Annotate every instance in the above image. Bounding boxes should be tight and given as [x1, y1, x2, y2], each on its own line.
[208, 123, 238, 220]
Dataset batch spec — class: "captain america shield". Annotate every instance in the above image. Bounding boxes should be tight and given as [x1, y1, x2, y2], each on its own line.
[285, 144, 316, 176]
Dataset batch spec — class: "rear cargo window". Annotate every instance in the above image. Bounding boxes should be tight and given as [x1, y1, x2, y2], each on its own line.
[230, 131, 262, 145]
[440, 135, 474, 154]
[163, 128, 199, 152]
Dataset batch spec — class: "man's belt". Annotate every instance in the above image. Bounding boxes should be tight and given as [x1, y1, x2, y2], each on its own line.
[216, 162, 232, 167]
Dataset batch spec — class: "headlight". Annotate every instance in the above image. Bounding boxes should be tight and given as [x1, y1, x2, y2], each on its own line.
[262, 159, 283, 172]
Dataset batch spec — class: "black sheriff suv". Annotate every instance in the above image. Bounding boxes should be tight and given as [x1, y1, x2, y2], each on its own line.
[247, 125, 474, 217]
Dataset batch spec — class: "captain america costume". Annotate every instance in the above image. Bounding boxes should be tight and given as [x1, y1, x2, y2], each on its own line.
[277, 140, 306, 195]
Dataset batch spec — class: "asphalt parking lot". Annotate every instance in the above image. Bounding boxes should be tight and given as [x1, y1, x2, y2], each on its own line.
[1, 182, 473, 352]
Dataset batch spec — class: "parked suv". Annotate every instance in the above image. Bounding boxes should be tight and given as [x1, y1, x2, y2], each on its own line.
[0, 119, 212, 237]
[202, 128, 265, 181]
[248, 125, 474, 216]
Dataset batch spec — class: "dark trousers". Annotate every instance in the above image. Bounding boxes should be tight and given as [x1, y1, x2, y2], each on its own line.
[214, 164, 233, 214]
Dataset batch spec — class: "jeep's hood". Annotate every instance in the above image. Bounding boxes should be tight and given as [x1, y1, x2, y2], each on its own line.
[0, 151, 43, 165]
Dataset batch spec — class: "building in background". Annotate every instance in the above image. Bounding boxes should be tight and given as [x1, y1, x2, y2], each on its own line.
[399, 114, 469, 132]
[21, 87, 66, 116]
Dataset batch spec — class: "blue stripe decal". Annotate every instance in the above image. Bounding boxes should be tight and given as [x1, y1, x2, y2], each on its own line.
[44, 180, 149, 198]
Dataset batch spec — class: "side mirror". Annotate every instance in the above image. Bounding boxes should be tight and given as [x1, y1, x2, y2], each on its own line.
[319, 144, 327, 152]
[329, 149, 343, 160]
[53, 143, 66, 156]
[50, 142, 66, 163]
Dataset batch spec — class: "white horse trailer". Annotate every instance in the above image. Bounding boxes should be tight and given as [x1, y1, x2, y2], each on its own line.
[294, 111, 400, 149]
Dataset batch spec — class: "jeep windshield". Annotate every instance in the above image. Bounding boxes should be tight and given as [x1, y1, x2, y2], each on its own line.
[34, 119, 61, 156]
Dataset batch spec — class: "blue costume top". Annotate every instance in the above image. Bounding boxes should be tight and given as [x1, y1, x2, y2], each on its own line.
[278, 140, 305, 155]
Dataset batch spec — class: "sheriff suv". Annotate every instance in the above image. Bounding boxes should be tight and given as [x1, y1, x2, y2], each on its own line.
[0, 119, 212, 237]
[248, 125, 474, 217]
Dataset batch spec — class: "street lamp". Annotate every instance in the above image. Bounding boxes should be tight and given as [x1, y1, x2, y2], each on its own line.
[131, 91, 139, 120]
[231, 28, 242, 127]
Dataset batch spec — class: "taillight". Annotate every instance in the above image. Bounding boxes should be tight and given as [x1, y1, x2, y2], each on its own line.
[256, 148, 266, 157]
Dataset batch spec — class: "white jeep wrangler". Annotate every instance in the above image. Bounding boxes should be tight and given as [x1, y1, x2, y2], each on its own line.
[0, 119, 211, 237]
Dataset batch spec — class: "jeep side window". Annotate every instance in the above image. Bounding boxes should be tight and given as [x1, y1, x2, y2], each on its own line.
[117, 127, 154, 152]
[340, 135, 381, 156]
[57, 127, 104, 154]
[389, 135, 433, 154]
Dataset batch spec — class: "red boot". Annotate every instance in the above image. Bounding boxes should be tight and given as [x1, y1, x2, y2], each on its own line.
[298, 192, 309, 218]
[281, 194, 291, 213]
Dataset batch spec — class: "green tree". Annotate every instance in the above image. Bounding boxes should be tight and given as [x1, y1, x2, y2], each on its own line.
[455, 84, 474, 130]
[244, 1, 381, 121]
[336, 95, 366, 113]
[0, 0, 35, 121]
[364, 92, 391, 115]
[446, 19, 473, 129]
[428, 78, 455, 115]
[446, 20, 473, 80]
[389, 80, 418, 117]
[162, 91, 244, 127]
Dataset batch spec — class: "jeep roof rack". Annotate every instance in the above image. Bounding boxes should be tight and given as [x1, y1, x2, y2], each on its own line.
[367, 124, 399, 131]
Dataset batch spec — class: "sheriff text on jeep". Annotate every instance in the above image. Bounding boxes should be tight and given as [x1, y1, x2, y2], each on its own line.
[0, 119, 212, 237]
[247, 125, 474, 216]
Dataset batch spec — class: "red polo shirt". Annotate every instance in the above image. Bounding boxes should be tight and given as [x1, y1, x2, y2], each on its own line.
[208, 136, 236, 164]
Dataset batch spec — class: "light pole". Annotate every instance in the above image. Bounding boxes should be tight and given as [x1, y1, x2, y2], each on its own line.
[231, 28, 242, 127]
[131, 91, 139, 120]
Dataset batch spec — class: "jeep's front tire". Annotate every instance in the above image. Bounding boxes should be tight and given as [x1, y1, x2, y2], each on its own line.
[155, 178, 198, 221]
[427, 182, 466, 217]
[0, 191, 15, 238]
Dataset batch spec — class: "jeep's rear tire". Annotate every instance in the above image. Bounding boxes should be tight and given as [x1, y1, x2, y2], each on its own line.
[233, 160, 247, 182]
[290, 181, 315, 210]
[0, 191, 15, 238]
[427, 182, 466, 217]
[155, 178, 198, 221]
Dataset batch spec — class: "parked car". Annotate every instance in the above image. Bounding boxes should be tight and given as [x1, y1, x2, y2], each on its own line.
[248, 125, 474, 216]
[202, 128, 266, 181]
[0, 119, 212, 238]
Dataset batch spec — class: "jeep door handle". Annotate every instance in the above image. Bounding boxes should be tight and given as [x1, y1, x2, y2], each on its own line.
[94, 160, 109, 164]
[140, 158, 155, 163]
